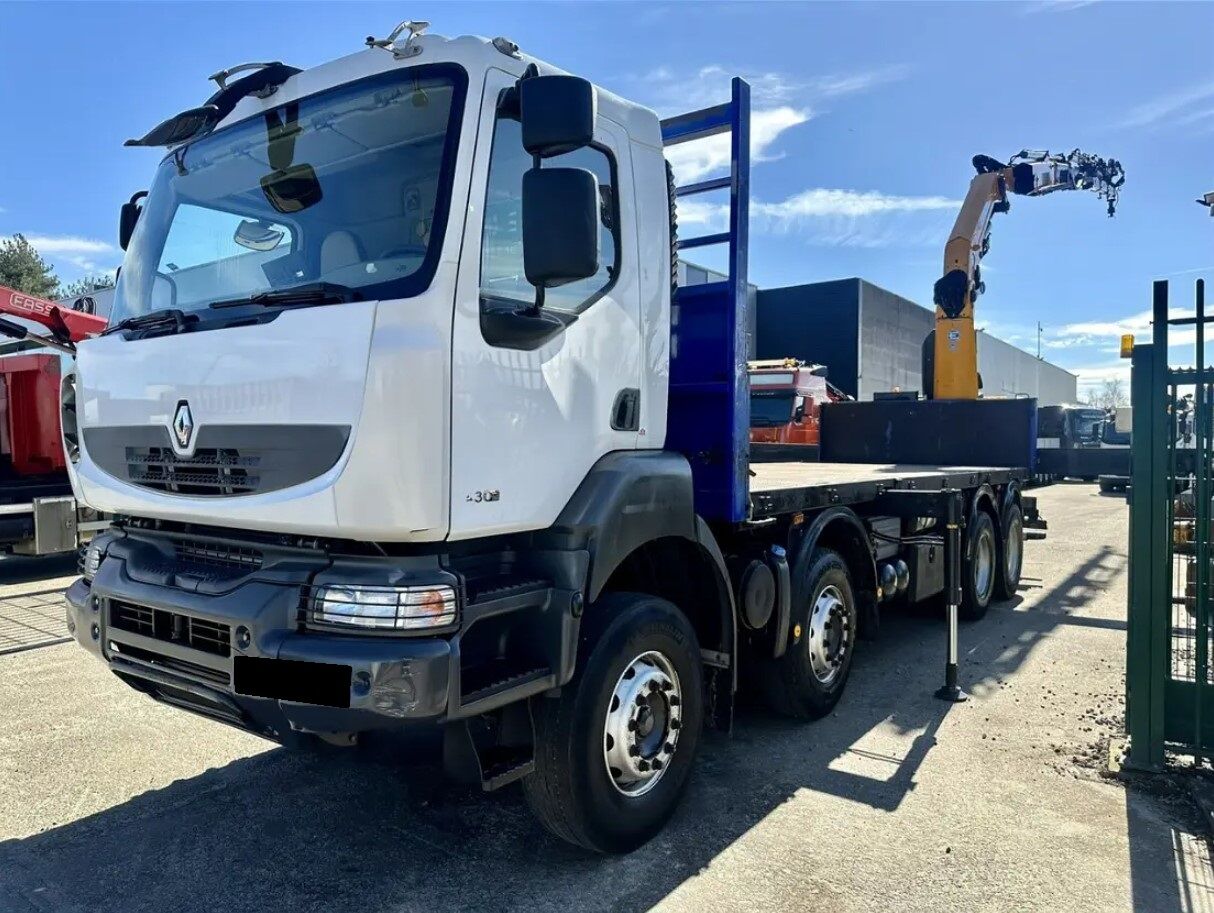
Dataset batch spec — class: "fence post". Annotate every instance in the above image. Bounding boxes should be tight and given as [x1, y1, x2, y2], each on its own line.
[1126, 280, 1170, 770]
[1126, 340, 1162, 768]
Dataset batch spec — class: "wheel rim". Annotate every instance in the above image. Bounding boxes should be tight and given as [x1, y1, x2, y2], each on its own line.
[974, 528, 995, 600]
[807, 584, 851, 686]
[603, 651, 682, 797]
[1006, 516, 1023, 583]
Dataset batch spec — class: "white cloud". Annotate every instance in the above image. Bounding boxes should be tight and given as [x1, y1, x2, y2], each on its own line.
[666, 106, 811, 183]
[21, 234, 114, 255]
[1041, 305, 1214, 357]
[757, 189, 958, 220]
[1074, 362, 1131, 396]
[650, 62, 925, 243]
[641, 62, 909, 184]
[3, 233, 119, 281]
[801, 66, 911, 98]
[651, 64, 908, 114]
[675, 198, 726, 228]
[1118, 81, 1214, 130]
[676, 187, 959, 248]
[1021, 0, 1098, 13]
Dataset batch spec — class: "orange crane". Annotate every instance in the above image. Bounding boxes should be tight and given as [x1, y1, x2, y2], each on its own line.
[928, 149, 1125, 400]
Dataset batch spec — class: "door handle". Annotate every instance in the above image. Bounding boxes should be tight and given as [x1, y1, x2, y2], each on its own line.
[612, 388, 640, 432]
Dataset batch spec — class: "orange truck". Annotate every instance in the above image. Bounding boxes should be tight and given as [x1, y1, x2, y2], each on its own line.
[748, 358, 846, 447]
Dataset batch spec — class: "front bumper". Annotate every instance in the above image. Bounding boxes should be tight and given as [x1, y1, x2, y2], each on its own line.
[67, 572, 453, 742]
[66, 527, 573, 744]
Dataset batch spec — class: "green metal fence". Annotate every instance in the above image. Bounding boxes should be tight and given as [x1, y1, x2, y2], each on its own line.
[1127, 278, 1212, 768]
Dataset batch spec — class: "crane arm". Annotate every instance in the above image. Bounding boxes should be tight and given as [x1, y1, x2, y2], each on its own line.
[929, 149, 1125, 400]
[0, 286, 107, 341]
[0, 285, 108, 355]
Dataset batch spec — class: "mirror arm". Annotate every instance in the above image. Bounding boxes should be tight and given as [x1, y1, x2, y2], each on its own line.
[529, 149, 546, 313]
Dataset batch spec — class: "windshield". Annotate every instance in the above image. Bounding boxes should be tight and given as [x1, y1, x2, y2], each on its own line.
[112, 65, 466, 326]
[750, 391, 795, 427]
[1067, 409, 1105, 444]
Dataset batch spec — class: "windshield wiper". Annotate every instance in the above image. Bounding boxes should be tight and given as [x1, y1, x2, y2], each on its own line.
[102, 308, 192, 337]
[209, 282, 359, 310]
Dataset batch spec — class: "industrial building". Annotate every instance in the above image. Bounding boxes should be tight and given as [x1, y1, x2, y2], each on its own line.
[680, 264, 1077, 405]
[755, 278, 1076, 403]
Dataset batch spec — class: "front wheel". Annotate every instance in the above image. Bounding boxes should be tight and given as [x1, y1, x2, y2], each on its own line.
[523, 593, 703, 854]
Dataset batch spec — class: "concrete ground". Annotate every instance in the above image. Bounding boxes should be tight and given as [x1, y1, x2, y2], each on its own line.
[1, 484, 1211, 913]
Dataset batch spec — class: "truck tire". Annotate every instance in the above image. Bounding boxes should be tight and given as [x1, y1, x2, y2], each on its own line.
[757, 548, 857, 720]
[960, 511, 997, 620]
[993, 503, 1023, 602]
[523, 593, 703, 854]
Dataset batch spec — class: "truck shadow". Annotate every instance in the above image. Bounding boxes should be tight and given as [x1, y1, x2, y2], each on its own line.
[0, 630, 954, 913]
[0, 552, 78, 586]
[0, 539, 1193, 913]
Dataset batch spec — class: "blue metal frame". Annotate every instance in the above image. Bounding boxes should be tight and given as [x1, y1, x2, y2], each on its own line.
[661, 78, 751, 523]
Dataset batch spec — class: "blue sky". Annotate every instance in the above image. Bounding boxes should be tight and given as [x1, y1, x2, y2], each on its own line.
[2, 1, 1212, 395]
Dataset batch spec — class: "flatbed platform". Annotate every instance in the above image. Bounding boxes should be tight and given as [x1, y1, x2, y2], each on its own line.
[749, 462, 1026, 518]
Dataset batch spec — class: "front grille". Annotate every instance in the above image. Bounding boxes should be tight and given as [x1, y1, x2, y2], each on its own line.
[125, 446, 261, 496]
[111, 641, 231, 687]
[111, 601, 153, 637]
[85, 424, 351, 498]
[109, 600, 231, 657]
[172, 538, 264, 573]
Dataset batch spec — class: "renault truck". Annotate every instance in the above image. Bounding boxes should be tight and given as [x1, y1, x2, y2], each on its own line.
[64, 23, 1038, 853]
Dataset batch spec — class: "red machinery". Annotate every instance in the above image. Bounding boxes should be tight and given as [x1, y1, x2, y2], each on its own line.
[0, 286, 107, 553]
[0, 286, 108, 345]
[0, 285, 105, 478]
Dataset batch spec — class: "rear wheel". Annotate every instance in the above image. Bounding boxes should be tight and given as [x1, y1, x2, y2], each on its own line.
[994, 503, 1023, 602]
[960, 511, 997, 620]
[523, 593, 703, 854]
[758, 548, 857, 720]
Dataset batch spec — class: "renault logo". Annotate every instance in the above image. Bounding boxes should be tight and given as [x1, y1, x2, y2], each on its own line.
[172, 401, 194, 449]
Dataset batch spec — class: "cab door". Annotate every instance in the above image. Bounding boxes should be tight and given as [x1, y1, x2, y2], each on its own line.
[447, 68, 642, 540]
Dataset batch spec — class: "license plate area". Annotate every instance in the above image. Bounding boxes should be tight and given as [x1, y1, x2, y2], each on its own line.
[233, 656, 352, 708]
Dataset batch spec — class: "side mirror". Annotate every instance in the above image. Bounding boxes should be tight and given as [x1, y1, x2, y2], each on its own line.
[793, 405, 806, 424]
[519, 75, 595, 158]
[523, 167, 599, 290]
[119, 191, 147, 251]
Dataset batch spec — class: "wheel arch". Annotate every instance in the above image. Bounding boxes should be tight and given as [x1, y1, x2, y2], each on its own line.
[794, 508, 878, 638]
[969, 483, 999, 531]
[998, 479, 1021, 519]
[549, 452, 737, 728]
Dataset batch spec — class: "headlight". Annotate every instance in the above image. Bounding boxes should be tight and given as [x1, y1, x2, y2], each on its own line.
[82, 538, 105, 581]
[308, 584, 457, 631]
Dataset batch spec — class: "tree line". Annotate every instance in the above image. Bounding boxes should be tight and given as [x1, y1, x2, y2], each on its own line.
[0, 234, 115, 301]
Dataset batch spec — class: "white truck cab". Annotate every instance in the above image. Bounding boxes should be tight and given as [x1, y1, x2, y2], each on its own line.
[70, 33, 670, 542]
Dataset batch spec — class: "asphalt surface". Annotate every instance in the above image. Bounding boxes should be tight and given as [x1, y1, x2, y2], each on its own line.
[1, 485, 1211, 913]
